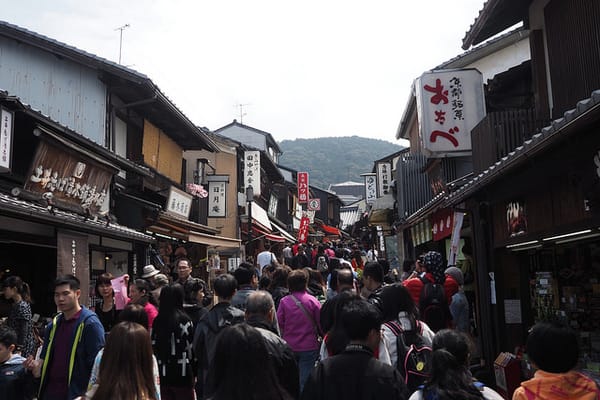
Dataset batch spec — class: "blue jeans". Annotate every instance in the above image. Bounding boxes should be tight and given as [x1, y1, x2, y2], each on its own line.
[295, 349, 319, 393]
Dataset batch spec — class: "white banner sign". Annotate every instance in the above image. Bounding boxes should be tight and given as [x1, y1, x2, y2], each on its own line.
[364, 174, 377, 204]
[166, 186, 193, 219]
[244, 150, 261, 196]
[377, 162, 392, 197]
[208, 181, 227, 217]
[268, 193, 278, 217]
[0, 108, 14, 171]
[448, 211, 465, 266]
[416, 69, 485, 157]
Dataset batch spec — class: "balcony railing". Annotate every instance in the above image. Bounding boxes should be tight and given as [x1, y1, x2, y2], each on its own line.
[471, 109, 550, 174]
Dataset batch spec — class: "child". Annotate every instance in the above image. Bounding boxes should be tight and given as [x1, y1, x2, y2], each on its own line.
[0, 325, 35, 400]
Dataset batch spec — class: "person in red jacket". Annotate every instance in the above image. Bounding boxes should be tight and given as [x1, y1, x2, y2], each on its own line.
[403, 251, 458, 306]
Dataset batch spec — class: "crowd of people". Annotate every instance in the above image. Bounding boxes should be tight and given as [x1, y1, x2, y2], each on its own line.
[0, 241, 597, 400]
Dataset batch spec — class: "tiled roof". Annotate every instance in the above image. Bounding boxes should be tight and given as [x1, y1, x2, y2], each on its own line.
[0, 192, 154, 242]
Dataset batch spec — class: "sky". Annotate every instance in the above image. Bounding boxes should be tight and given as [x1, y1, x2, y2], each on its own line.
[2, 0, 486, 145]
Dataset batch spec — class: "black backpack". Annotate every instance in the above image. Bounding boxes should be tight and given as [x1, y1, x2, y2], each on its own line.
[385, 318, 432, 393]
[418, 276, 450, 333]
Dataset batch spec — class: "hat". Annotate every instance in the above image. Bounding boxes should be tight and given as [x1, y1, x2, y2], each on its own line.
[154, 274, 169, 286]
[141, 264, 160, 279]
[423, 251, 445, 284]
[445, 266, 464, 286]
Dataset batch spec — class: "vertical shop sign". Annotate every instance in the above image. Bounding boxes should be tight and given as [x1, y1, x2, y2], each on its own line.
[244, 151, 261, 197]
[377, 162, 392, 197]
[268, 193, 278, 217]
[297, 172, 309, 204]
[364, 173, 377, 204]
[447, 211, 464, 266]
[57, 231, 90, 302]
[415, 69, 485, 157]
[208, 181, 227, 217]
[297, 216, 310, 243]
[0, 108, 13, 172]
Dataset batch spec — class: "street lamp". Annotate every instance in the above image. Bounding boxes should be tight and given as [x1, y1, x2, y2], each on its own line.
[246, 185, 254, 256]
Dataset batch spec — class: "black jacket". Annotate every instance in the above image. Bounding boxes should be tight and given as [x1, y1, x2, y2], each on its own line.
[301, 344, 408, 400]
[247, 318, 300, 399]
[193, 302, 245, 398]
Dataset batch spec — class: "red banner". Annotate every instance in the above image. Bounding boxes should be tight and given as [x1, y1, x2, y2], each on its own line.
[297, 216, 310, 243]
[431, 208, 454, 241]
[297, 172, 309, 204]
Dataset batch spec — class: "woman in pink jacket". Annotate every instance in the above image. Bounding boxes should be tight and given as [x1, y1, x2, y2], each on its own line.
[277, 269, 322, 393]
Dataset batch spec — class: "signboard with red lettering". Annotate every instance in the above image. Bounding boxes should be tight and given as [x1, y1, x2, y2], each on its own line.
[297, 172, 309, 204]
[415, 69, 485, 157]
[297, 216, 310, 243]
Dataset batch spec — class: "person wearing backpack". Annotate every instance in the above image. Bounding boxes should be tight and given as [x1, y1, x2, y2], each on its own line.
[409, 329, 503, 400]
[380, 284, 434, 393]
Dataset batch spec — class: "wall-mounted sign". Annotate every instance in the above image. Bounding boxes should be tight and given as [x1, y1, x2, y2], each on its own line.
[377, 162, 392, 197]
[25, 139, 112, 215]
[268, 193, 278, 217]
[297, 172, 309, 204]
[0, 107, 14, 172]
[506, 201, 527, 237]
[298, 216, 310, 243]
[244, 151, 261, 197]
[363, 173, 377, 204]
[57, 231, 90, 301]
[307, 198, 320, 211]
[166, 186, 193, 219]
[415, 69, 485, 157]
[431, 208, 454, 241]
[208, 181, 226, 218]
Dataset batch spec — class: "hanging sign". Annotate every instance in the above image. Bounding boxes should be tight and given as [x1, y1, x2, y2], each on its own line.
[364, 173, 377, 204]
[297, 172, 309, 204]
[244, 150, 261, 197]
[0, 107, 13, 172]
[208, 181, 226, 217]
[415, 68, 485, 157]
[377, 162, 392, 197]
[297, 216, 310, 243]
[307, 198, 320, 211]
[431, 208, 454, 241]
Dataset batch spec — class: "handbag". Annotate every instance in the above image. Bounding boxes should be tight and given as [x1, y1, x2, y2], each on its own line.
[290, 294, 323, 342]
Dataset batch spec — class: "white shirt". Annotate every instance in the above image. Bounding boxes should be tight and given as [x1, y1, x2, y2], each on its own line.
[256, 250, 275, 269]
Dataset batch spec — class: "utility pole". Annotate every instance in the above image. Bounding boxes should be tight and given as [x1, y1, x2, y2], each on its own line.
[115, 24, 130, 64]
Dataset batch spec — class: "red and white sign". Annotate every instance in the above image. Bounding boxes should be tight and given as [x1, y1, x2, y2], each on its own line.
[415, 69, 485, 157]
[431, 208, 454, 241]
[307, 198, 320, 211]
[297, 172, 309, 204]
[297, 216, 310, 243]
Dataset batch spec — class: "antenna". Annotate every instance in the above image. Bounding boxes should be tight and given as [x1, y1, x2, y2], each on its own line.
[233, 103, 251, 124]
[115, 24, 130, 64]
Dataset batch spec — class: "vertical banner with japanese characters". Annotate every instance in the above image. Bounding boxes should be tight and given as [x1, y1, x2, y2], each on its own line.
[415, 69, 485, 157]
[244, 151, 261, 197]
[377, 162, 392, 197]
[297, 172, 309, 204]
[208, 181, 226, 217]
[363, 173, 377, 204]
[448, 211, 464, 266]
[297, 216, 310, 243]
[0, 108, 13, 172]
[57, 230, 90, 302]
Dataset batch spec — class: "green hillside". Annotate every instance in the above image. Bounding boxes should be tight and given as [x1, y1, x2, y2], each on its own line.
[278, 136, 404, 189]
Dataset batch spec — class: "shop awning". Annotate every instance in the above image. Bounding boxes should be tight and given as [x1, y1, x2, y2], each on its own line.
[241, 224, 286, 243]
[269, 218, 296, 242]
[0, 192, 155, 243]
[250, 202, 272, 232]
[188, 231, 241, 248]
[320, 223, 341, 236]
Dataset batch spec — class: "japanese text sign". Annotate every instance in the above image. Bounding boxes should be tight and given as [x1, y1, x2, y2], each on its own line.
[377, 162, 392, 197]
[166, 186, 193, 219]
[297, 172, 309, 204]
[297, 216, 310, 243]
[244, 151, 261, 197]
[415, 69, 485, 157]
[0, 108, 13, 171]
[363, 173, 377, 204]
[208, 181, 227, 217]
[431, 208, 454, 241]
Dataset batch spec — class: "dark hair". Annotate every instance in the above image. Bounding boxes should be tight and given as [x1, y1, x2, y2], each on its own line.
[378, 259, 390, 275]
[54, 274, 80, 291]
[210, 324, 292, 400]
[153, 284, 191, 363]
[526, 322, 579, 373]
[402, 260, 415, 273]
[213, 274, 237, 298]
[131, 279, 154, 306]
[176, 257, 192, 267]
[287, 269, 308, 292]
[0, 325, 17, 348]
[340, 298, 381, 341]
[336, 268, 354, 288]
[323, 291, 361, 355]
[233, 267, 255, 287]
[424, 329, 483, 400]
[92, 322, 157, 400]
[363, 262, 384, 283]
[2, 275, 32, 303]
[245, 291, 274, 316]
[269, 266, 290, 289]
[379, 283, 419, 323]
[95, 272, 115, 297]
[119, 304, 149, 330]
